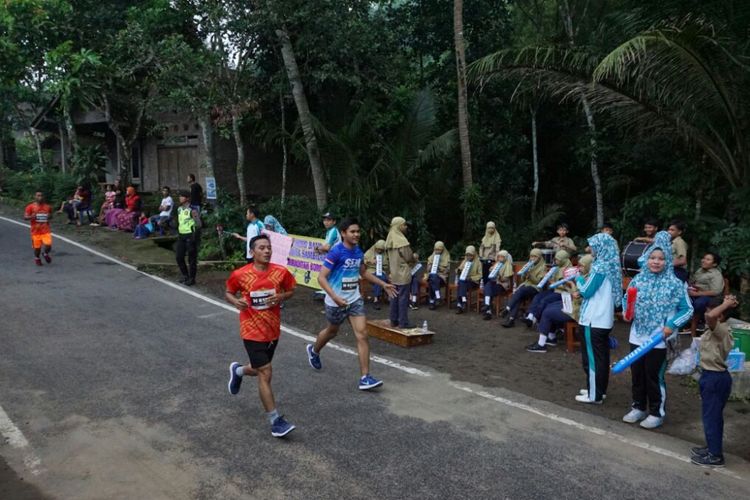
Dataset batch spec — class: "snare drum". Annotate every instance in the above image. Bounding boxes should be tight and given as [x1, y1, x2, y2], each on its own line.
[621, 241, 649, 277]
[541, 249, 555, 266]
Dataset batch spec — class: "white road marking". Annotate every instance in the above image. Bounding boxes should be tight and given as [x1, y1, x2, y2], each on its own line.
[0, 215, 746, 481]
[0, 404, 42, 475]
[197, 312, 229, 319]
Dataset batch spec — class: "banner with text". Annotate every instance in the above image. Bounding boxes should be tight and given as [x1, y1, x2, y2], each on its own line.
[286, 234, 327, 290]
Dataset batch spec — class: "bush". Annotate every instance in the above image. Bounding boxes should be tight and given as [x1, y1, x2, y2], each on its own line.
[0, 168, 80, 206]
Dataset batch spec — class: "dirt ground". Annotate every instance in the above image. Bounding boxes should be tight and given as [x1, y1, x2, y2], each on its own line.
[3, 203, 749, 462]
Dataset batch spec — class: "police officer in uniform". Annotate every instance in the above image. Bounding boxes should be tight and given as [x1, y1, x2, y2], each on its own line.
[176, 190, 202, 285]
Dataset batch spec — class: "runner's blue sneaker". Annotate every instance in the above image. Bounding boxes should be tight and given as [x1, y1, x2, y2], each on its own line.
[228, 362, 242, 395]
[306, 344, 322, 370]
[358, 374, 383, 390]
[271, 416, 296, 437]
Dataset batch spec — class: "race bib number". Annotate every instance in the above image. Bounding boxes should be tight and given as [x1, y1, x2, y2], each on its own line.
[430, 256, 440, 274]
[376, 255, 383, 275]
[410, 263, 423, 276]
[561, 292, 573, 314]
[342, 277, 359, 291]
[35, 213, 49, 223]
[459, 262, 471, 281]
[249, 289, 274, 310]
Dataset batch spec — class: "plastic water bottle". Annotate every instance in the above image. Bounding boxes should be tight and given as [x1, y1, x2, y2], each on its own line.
[422, 320, 428, 333]
[480, 278, 484, 288]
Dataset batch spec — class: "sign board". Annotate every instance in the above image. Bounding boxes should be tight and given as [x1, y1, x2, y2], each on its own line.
[205, 176, 217, 200]
[286, 235, 327, 290]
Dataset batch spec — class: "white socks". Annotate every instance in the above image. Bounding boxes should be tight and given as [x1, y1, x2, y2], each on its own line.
[235, 366, 244, 377]
[538, 334, 547, 347]
[435, 291, 441, 299]
[484, 296, 491, 306]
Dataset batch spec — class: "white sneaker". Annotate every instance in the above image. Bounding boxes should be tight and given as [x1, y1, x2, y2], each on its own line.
[622, 409, 648, 423]
[639, 415, 663, 429]
[575, 394, 602, 404]
[579, 389, 606, 399]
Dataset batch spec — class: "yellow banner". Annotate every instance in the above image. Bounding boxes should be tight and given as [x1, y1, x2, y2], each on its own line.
[286, 234, 327, 290]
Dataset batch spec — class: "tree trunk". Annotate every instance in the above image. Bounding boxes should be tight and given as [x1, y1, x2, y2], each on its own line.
[561, 0, 604, 228]
[62, 104, 78, 157]
[453, 0, 472, 189]
[58, 123, 67, 173]
[231, 110, 247, 206]
[30, 128, 44, 168]
[581, 94, 604, 227]
[199, 116, 216, 180]
[530, 105, 539, 215]
[280, 90, 288, 207]
[276, 28, 327, 210]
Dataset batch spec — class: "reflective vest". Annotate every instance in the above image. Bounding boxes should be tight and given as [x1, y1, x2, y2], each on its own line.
[178, 206, 195, 234]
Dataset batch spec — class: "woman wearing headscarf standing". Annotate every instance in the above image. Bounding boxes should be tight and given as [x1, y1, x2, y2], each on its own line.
[385, 217, 416, 328]
[573, 233, 622, 403]
[482, 250, 514, 320]
[621, 231, 693, 429]
[479, 222, 502, 280]
[423, 241, 451, 310]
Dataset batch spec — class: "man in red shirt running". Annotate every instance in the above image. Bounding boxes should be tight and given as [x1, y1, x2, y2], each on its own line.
[225, 234, 297, 437]
[24, 191, 53, 266]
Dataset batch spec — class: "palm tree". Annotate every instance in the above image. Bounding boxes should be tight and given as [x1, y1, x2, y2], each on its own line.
[470, 16, 749, 193]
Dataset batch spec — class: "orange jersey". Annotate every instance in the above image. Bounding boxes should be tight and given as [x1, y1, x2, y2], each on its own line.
[24, 203, 52, 235]
[226, 263, 296, 342]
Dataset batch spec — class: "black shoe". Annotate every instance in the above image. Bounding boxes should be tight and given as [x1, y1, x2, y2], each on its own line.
[522, 318, 533, 328]
[409, 302, 419, 311]
[390, 321, 399, 327]
[546, 337, 558, 346]
[691, 453, 725, 467]
[501, 318, 515, 328]
[185, 278, 196, 286]
[691, 447, 710, 458]
[400, 323, 416, 329]
[500, 308, 510, 319]
[483, 312, 492, 321]
[526, 342, 547, 353]
[455, 307, 464, 315]
[179, 275, 189, 284]
[429, 303, 436, 311]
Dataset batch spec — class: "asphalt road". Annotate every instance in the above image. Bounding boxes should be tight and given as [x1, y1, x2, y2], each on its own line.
[1, 216, 749, 500]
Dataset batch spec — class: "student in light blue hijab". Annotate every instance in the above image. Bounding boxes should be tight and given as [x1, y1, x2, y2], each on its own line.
[621, 231, 693, 430]
[574, 232, 622, 405]
[263, 215, 288, 235]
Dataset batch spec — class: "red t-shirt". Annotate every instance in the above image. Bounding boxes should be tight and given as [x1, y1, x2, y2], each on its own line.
[24, 203, 52, 235]
[226, 263, 296, 342]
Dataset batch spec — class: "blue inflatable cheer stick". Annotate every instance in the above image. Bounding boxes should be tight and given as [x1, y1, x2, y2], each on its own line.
[611, 327, 670, 374]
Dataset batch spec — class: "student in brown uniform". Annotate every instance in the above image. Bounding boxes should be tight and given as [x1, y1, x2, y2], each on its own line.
[482, 250, 514, 320]
[385, 217, 416, 328]
[423, 241, 451, 310]
[455, 245, 482, 314]
[691, 295, 738, 468]
[668, 220, 689, 282]
[501, 248, 548, 328]
[533, 223, 577, 254]
[364, 239, 389, 309]
[634, 218, 659, 244]
[478, 221, 502, 280]
[688, 252, 725, 330]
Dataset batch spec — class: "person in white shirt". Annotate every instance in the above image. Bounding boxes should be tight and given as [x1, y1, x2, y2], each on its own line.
[232, 207, 265, 262]
[573, 233, 622, 404]
[149, 186, 174, 235]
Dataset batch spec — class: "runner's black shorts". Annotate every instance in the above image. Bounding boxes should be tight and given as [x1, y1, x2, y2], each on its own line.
[243, 339, 278, 368]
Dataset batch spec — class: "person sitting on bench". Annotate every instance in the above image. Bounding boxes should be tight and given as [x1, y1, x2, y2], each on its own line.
[424, 241, 451, 310]
[688, 252, 725, 330]
[455, 245, 482, 314]
[149, 186, 174, 235]
[482, 250, 514, 320]
[523, 250, 576, 327]
[501, 248, 547, 328]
